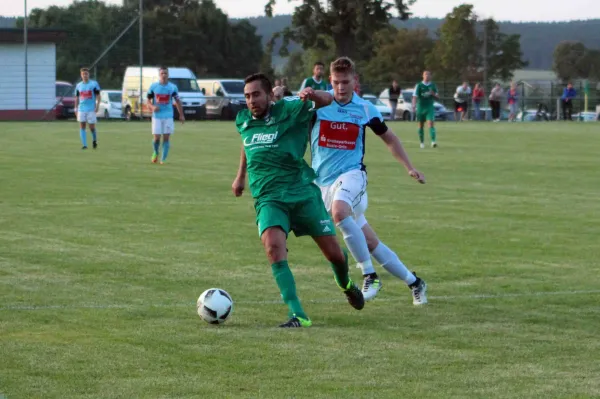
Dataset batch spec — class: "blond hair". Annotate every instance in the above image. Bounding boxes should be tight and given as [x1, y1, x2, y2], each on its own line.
[330, 57, 356, 75]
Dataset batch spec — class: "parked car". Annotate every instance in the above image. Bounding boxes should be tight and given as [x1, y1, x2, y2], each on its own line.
[55, 81, 76, 119]
[573, 111, 599, 122]
[362, 94, 392, 120]
[96, 90, 124, 119]
[379, 88, 448, 121]
[196, 79, 247, 120]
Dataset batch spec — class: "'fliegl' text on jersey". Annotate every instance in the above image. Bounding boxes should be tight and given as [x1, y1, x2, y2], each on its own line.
[243, 131, 279, 149]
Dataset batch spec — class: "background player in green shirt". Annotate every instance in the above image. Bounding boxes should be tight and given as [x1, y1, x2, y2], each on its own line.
[299, 61, 327, 91]
[231, 73, 364, 328]
[412, 70, 439, 149]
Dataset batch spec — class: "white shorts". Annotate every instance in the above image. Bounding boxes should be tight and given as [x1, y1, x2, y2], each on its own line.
[152, 118, 175, 135]
[319, 169, 368, 227]
[77, 111, 97, 124]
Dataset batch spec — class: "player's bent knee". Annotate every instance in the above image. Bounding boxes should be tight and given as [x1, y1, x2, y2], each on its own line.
[261, 228, 287, 263]
[331, 201, 352, 224]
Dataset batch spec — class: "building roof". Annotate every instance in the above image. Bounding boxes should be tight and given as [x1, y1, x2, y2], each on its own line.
[0, 28, 67, 43]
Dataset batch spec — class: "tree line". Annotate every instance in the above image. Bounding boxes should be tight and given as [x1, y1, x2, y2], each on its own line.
[4, 0, 599, 89]
[15, 0, 265, 88]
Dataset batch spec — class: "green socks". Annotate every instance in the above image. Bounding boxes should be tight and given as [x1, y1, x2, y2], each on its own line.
[330, 250, 351, 289]
[271, 261, 307, 319]
[418, 127, 425, 143]
[430, 127, 436, 142]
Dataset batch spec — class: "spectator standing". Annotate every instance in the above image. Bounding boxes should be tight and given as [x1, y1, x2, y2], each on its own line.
[281, 78, 293, 97]
[489, 83, 503, 121]
[507, 82, 518, 122]
[389, 80, 401, 120]
[472, 83, 484, 120]
[454, 81, 471, 121]
[561, 82, 577, 121]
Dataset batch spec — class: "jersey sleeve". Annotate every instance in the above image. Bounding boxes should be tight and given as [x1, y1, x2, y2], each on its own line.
[299, 79, 308, 90]
[365, 102, 388, 136]
[283, 96, 315, 124]
[94, 81, 101, 94]
[412, 84, 419, 97]
[147, 84, 155, 100]
[171, 85, 179, 100]
[75, 83, 80, 97]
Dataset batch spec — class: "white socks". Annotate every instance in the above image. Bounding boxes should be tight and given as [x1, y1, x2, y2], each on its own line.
[371, 242, 417, 286]
[336, 216, 375, 275]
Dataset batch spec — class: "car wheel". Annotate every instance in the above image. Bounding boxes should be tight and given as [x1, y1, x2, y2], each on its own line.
[221, 106, 233, 120]
[104, 110, 109, 119]
[403, 111, 411, 121]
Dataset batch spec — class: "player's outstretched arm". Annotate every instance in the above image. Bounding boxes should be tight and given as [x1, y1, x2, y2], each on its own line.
[232, 145, 247, 197]
[379, 130, 425, 184]
[298, 88, 333, 109]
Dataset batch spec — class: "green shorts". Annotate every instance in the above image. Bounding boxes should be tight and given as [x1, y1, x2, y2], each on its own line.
[416, 107, 435, 122]
[255, 185, 336, 238]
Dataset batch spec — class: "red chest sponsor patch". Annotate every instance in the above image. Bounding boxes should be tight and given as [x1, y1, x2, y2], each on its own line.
[318, 121, 360, 150]
[156, 94, 171, 105]
[80, 90, 93, 100]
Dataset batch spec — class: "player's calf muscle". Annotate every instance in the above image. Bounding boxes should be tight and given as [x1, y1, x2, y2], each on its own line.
[315, 236, 345, 264]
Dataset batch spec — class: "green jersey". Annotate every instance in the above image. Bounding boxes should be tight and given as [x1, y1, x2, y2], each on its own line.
[236, 98, 317, 199]
[300, 77, 327, 91]
[413, 81, 438, 110]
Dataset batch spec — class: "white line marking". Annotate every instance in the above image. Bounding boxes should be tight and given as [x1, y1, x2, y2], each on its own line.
[1, 290, 599, 311]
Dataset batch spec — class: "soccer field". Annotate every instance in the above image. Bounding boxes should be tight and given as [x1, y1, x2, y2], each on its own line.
[1, 121, 599, 398]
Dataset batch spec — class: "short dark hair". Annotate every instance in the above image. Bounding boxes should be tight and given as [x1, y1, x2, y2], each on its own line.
[159, 66, 168, 72]
[244, 73, 272, 94]
[80, 67, 89, 73]
[330, 57, 355, 75]
[314, 61, 325, 68]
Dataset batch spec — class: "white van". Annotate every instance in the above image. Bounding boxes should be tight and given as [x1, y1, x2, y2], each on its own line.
[122, 66, 206, 120]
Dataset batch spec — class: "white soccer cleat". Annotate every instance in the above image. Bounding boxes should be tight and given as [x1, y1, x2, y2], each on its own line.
[409, 274, 428, 305]
[420, 143, 425, 149]
[431, 142, 437, 148]
[362, 275, 382, 301]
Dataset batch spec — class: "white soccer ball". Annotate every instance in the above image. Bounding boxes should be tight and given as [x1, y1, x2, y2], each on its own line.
[197, 288, 233, 324]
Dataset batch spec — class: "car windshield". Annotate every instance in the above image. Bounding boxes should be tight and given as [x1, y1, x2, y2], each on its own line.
[56, 84, 73, 97]
[222, 81, 245, 94]
[365, 97, 385, 106]
[108, 92, 122, 102]
[169, 78, 200, 92]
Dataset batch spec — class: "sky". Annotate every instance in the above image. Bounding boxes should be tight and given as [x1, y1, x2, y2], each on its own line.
[2, 0, 600, 22]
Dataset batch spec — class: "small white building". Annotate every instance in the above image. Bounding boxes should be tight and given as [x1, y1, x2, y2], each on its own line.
[0, 28, 65, 120]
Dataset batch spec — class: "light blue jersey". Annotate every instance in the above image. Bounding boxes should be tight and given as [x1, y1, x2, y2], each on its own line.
[75, 80, 101, 112]
[311, 92, 387, 186]
[147, 82, 179, 119]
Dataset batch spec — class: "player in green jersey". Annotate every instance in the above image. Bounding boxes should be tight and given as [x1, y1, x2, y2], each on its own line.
[232, 73, 364, 328]
[299, 62, 328, 91]
[412, 70, 439, 148]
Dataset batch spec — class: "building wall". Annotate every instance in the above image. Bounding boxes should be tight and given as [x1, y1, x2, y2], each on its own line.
[0, 43, 56, 116]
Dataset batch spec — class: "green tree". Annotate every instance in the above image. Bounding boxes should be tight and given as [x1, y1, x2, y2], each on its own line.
[364, 27, 433, 88]
[553, 41, 588, 82]
[264, 0, 417, 63]
[426, 4, 479, 80]
[482, 18, 527, 81]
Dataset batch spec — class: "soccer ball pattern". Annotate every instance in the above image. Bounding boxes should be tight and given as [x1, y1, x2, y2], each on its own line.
[197, 288, 233, 324]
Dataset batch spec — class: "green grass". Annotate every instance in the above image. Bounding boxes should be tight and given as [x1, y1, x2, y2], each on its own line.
[1, 120, 599, 399]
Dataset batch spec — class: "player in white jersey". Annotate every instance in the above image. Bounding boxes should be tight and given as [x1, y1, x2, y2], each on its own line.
[311, 57, 428, 304]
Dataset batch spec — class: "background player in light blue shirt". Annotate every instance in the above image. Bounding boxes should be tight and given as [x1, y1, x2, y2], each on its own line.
[75, 68, 101, 149]
[147, 67, 184, 164]
[311, 56, 428, 305]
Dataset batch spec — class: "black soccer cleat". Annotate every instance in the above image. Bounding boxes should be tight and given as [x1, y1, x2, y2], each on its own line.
[343, 280, 365, 310]
[82, 146, 88, 150]
[279, 316, 312, 328]
[93, 140, 97, 149]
